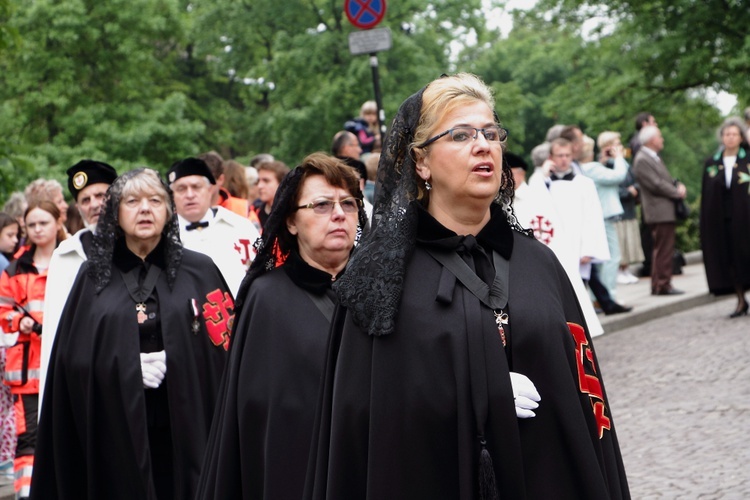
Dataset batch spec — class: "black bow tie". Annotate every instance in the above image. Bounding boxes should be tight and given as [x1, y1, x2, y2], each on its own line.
[185, 221, 209, 231]
[551, 171, 575, 181]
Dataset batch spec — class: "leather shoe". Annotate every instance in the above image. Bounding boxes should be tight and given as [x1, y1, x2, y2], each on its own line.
[603, 303, 633, 315]
[653, 288, 684, 296]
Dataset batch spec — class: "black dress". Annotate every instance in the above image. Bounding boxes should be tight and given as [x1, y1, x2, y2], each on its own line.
[197, 250, 340, 499]
[306, 205, 630, 499]
[700, 146, 750, 295]
[31, 240, 233, 499]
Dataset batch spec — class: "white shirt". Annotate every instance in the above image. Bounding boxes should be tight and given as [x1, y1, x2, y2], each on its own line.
[40, 228, 92, 416]
[513, 181, 604, 337]
[723, 155, 736, 189]
[178, 207, 261, 296]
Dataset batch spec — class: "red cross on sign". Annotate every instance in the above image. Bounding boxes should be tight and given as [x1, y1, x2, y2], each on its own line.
[344, 0, 386, 30]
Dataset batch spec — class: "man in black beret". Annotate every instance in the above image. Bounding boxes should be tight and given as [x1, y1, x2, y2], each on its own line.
[40, 159, 118, 413]
[67, 160, 118, 229]
[167, 157, 260, 296]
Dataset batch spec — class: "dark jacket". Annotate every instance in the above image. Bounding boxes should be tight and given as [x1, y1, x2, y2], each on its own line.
[31, 249, 232, 499]
[631, 148, 681, 224]
[306, 208, 630, 499]
[700, 147, 750, 295]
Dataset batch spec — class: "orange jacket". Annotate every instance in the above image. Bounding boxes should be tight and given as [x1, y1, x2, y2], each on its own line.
[0, 247, 45, 394]
[218, 188, 250, 217]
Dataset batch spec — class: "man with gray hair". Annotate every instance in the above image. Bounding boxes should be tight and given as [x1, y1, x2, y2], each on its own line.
[631, 126, 687, 295]
[168, 158, 260, 296]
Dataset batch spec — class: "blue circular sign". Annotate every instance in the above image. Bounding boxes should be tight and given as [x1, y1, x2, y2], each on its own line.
[344, 0, 386, 30]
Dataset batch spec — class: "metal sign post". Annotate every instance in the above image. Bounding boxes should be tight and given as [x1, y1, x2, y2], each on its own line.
[345, 0, 389, 136]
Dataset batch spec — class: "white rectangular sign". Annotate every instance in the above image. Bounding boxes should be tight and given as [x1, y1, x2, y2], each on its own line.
[348, 28, 392, 55]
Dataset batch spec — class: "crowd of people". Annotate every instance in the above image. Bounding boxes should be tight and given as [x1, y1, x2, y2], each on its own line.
[0, 73, 745, 499]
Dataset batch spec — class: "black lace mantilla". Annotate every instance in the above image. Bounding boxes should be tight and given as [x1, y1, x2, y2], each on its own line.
[88, 168, 183, 292]
[333, 77, 531, 337]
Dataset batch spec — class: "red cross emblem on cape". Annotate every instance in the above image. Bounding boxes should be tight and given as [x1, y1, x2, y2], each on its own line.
[568, 322, 611, 438]
[202, 289, 234, 351]
[529, 214, 555, 245]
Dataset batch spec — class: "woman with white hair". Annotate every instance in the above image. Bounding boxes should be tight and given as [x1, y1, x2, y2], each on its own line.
[700, 116, 750, 317]
[32, 168, 233, 498]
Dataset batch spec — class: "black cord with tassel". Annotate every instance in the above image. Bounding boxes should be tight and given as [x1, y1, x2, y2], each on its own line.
[478, 437, 500, 500]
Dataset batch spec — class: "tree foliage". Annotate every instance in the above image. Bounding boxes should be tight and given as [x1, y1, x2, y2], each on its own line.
[537, 0, 750, 102]
[0, 0, 741, 246]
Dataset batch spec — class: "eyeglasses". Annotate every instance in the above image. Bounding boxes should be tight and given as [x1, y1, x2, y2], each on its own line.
[417, 126, 508, 148]
[295, 197, 363, 215]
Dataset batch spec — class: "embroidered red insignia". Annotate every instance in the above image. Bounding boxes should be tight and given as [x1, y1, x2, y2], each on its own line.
[568, 322, 611, 438]
[529, 215, 555, 245]
[233, 238, 255, 266]
[202, 289, 234, 350]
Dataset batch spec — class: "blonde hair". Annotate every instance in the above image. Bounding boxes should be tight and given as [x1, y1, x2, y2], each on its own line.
[581, 135, 595, 161]
[412, 73, 497, 152]
[360, 100, 377, 117]
[597, 131, 621, 150]
[24, 179, 64, 206]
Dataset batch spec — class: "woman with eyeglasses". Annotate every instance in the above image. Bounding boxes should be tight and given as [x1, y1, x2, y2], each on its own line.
[197, 153, 366, 499]
[31, 169, 233, 499]
[305, 73, 630, 499]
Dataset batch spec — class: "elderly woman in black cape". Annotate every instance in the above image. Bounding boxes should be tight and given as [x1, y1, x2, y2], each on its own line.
[31, 168, 234, 499]
[305, 73, 630, 499]
[700, 116, 750, 318]
[197, 153, 366, 499]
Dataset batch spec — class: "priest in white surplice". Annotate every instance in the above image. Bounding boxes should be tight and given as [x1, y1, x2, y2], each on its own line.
[508, 149, 605, 337]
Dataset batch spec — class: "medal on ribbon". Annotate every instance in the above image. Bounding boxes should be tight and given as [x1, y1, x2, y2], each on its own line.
[136, 303, 148, 324]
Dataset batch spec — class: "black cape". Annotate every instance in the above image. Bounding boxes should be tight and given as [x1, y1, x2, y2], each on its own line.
[31, 249, 234, 499]
[306, 207, 629, 499]
[197, 251, 338, 499]
[700, 147, 750, 295]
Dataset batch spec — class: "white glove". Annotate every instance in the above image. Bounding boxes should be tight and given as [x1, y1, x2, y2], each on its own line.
[509, 371, 541, 419]
[140, 351, 167, 389]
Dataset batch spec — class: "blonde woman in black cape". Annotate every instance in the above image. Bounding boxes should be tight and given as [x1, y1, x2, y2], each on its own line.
[305, 74, 630, 499]
[197, 153, 366, 499]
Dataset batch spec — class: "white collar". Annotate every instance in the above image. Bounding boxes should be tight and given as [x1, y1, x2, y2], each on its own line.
[640, 146, 660, 160]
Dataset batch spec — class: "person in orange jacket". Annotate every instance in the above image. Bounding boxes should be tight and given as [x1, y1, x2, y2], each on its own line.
[0, 200, 64, 499]
[197, 151, 252, 219]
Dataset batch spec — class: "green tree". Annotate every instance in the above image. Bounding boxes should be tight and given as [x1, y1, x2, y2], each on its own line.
[535, 0, 750, 103]
[467, 8, 720, 250]
[177, 0, 492, 164]
[0, 0, 203, 188]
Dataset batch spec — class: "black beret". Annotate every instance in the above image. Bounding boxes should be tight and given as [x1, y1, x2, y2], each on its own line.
[67, 160, 118, 200]
[503, 152, 529, 171]
[167, 158, 216, 185]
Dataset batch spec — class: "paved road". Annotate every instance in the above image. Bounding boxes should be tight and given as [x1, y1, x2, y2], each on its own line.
[594, 295, 750, 499]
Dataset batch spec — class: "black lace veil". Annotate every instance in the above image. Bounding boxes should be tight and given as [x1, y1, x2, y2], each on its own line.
[334, 75, 529, 337]
[88, 167, 183, 292]
[236, 166, 304, 309]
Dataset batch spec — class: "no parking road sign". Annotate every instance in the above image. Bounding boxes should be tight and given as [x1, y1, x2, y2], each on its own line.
[344, 0, 387, 30]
